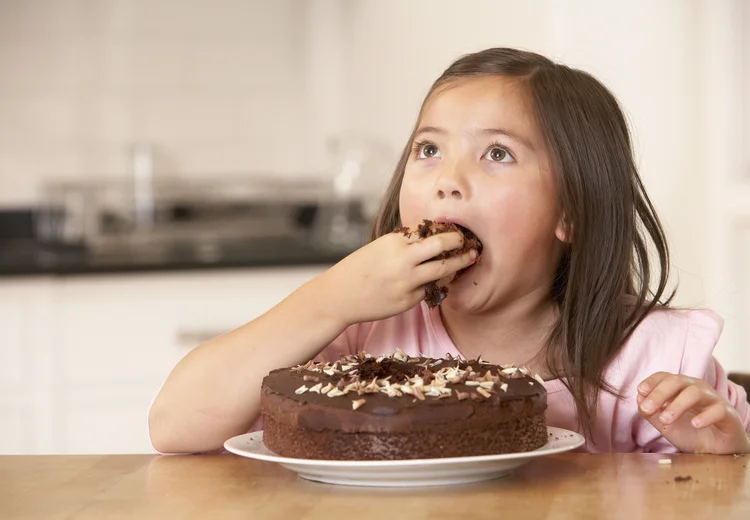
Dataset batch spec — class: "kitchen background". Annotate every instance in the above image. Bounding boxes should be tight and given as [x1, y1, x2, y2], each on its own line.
[0, 0, 748, 454]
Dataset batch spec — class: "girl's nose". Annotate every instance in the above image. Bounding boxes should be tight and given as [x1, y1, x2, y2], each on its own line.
[437, 188, 462, 200]
[435, 165, 469, 201]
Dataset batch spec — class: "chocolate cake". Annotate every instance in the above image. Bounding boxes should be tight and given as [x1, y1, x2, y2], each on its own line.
[260, 350, 547, 460]
[396, 219, 483, 307]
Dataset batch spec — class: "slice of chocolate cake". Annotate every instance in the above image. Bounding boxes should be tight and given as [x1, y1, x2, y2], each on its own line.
[396, 219, 483, 307]
[260, 350, 548, 460]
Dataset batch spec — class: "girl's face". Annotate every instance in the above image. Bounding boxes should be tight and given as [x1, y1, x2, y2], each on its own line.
[399, 75, 566, 314]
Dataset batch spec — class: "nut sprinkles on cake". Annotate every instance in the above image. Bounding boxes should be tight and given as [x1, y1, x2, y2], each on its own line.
[260, 349, 547, 460]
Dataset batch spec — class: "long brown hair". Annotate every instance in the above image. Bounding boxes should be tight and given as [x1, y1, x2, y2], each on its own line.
[371, 48, 674, 438]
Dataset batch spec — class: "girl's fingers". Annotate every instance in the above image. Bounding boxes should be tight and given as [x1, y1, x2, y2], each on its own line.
[658, 385, 707, 424]
[691, 401, 730, 429]
[436, 274, 455, 288]
[413, 251, 477, 286]
[637, 372, 671, 396]
[396, 228, 422, 245]
[408, 232, 466, 264]
[639, 374, 695, 416]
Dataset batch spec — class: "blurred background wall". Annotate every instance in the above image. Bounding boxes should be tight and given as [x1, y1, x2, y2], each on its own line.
[0, 0, 748, 454]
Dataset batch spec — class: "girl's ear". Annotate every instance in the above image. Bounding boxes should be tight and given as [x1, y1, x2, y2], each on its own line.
[555, 215, 573, 243]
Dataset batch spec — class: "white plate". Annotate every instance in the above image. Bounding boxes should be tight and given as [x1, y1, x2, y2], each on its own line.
[224, 426, 584, 487]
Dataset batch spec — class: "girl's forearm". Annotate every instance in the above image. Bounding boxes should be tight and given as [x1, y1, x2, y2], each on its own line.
[148, 272, 347, 453]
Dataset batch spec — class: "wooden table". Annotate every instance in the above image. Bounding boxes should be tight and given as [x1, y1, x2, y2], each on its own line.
[1, 453, 748, 519]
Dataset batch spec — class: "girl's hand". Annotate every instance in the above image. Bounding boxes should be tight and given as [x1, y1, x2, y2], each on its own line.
[637, 372, 750, 454]
[322, 230, 478, 326]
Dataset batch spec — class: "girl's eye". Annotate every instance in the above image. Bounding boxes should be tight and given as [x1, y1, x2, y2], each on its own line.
[483, 146, 513, 163]
[417, 143, 441, 159]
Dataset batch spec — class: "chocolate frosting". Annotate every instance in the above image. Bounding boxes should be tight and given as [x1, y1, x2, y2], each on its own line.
[261, 352, 546, 433]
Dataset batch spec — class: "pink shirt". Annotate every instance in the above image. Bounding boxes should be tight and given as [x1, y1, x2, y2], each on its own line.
[252, 302, 750, 453]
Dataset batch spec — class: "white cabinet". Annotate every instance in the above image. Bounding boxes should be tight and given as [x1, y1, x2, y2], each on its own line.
[0, 266, 327, 454]
[0, 279, 57, 454]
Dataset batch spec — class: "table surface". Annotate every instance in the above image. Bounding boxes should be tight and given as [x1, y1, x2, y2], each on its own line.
[0, 453, 748, 519]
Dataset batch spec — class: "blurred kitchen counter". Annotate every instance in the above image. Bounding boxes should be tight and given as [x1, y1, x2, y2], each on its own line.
[0, 237, 354, 277]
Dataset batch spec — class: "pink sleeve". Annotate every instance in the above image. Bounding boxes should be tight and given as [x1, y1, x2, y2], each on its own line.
[249, 323, 369, 432]
[638, 310, 750, 452]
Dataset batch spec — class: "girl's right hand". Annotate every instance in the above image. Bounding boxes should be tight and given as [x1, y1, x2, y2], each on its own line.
[321, 230, 478, 326]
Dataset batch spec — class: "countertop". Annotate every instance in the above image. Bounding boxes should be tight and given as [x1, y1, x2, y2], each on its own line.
[0, 237, 354, 277]
[0, 204, 363, 277]
[1, 453, 748, 519]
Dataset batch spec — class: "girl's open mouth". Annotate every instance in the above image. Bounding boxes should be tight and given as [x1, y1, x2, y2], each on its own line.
[412, 219, 484, 304]
[453, 224, 483, 281]
[455, 224, 483, 255]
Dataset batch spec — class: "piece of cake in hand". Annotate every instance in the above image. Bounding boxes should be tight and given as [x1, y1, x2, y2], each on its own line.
[396, 219, 483, 307]
[260, 350, 547, 460]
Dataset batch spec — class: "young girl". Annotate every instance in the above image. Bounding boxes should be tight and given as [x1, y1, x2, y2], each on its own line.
[149, 48, 750, 455]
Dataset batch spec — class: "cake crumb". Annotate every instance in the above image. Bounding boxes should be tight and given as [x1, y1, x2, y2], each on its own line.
[674, 475, 692, 483]
[658, 459, 672, 465]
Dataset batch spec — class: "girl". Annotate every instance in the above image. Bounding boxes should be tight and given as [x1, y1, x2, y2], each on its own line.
[149, 48, 750, 455]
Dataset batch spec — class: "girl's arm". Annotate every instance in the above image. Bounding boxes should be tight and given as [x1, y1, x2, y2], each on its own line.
[148, 231, 478, 454]
[147, 273, 349, 454]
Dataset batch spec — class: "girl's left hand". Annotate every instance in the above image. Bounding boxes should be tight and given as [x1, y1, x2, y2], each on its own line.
[637, 372, 750, 454]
